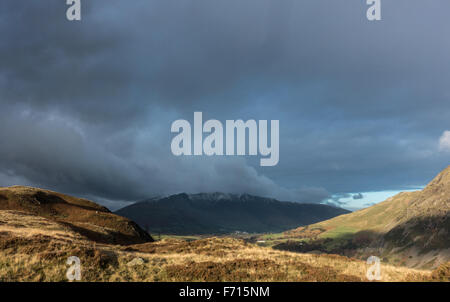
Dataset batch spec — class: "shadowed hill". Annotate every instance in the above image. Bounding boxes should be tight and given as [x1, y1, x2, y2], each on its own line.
[0, 186, 153, 245]
[115, 193, 350, 235]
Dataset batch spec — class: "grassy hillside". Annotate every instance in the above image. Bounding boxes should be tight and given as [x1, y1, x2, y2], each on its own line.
[0, 210, 444, 282]
[0, 186, 153, 245]
[286, 191, 417, 239]
[270, 166, 450, 269]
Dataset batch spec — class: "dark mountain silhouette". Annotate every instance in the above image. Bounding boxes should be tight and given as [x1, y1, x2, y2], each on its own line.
[115, 193, 349, 235]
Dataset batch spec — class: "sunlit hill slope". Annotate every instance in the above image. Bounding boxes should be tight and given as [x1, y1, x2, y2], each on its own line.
[279, 166, 450, 269]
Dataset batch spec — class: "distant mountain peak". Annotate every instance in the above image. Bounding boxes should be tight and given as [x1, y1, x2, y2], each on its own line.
[185, 192, 276, 203]
[188, 192, 235, 201]
[116, 192, 349, 235]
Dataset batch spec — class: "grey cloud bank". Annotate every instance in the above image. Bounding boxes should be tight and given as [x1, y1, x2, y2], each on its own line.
[0, 1, 449, 209]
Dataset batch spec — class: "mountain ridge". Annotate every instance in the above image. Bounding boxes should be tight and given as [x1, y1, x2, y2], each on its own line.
[115, 192, 350, 235]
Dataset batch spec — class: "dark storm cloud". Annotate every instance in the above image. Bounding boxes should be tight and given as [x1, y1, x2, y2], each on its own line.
[0, 0, 449, 209]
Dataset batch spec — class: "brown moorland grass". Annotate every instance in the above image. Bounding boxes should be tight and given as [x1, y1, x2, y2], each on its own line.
[0, 210, 443, 282]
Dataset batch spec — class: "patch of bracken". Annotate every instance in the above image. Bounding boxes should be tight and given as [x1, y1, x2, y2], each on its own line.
[164, 259, 280, 281]
[430, 262, 450, 281]
[126, 237, 246, 257]
[164, 258, 363, 282]
[0, 233, 53, 254]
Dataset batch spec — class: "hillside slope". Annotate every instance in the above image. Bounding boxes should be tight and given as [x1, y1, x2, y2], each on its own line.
[280, 166, 450, 269]
[0, 186, 153, 245]
[0, 213, 441, 281]
[115, 193, 350, 235]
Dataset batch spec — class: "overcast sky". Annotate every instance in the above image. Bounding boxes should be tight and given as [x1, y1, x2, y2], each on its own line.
[0, 1, 449, 210]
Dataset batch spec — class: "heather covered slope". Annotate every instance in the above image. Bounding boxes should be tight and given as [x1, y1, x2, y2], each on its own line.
[0, 212, 441, 281]
[279, 166, 450, 269]
[0, 186, 153, 245]
[115, 193, 350, 235]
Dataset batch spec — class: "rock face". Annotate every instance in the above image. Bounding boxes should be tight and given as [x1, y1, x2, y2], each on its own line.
[0, 186, 153, 245]
[115, 193, 350, 235]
